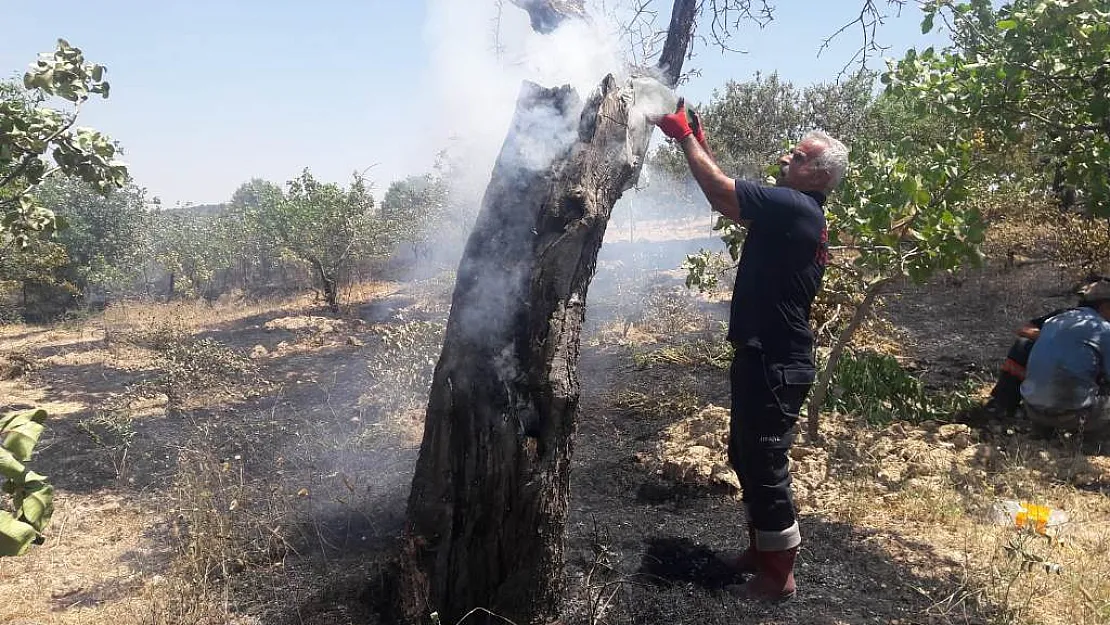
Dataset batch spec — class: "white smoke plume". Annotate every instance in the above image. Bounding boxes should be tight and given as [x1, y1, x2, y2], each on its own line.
[413, 0, 712, 313]
[420, 0, 628, 196]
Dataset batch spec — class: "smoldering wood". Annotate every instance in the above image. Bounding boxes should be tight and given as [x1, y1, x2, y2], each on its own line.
[509, 0, 588, 33]
[396, 2, 697, 624]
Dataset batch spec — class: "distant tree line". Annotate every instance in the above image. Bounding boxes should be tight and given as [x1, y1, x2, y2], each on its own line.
[1, 148, 463, 321]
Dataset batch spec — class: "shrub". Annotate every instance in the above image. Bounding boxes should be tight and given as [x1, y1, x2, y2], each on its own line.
[825, 350, 980, 425]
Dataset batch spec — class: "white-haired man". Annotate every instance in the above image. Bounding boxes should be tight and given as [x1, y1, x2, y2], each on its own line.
[652, 102, 849, 601]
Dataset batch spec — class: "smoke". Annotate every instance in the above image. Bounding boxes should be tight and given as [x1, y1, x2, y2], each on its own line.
[420, 0, 625, 200]
[412, 0, 717, 338]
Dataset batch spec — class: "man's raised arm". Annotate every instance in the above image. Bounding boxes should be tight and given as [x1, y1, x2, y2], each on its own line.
[652, 102, 742, 224]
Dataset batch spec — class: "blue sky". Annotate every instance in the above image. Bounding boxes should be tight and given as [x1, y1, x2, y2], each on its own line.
[1, 1, 948, 207]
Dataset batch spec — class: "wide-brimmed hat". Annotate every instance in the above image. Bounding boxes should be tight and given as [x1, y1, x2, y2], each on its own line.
[1078, 279, 1110, 303]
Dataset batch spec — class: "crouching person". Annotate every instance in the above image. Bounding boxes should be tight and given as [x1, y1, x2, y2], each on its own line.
[981, 308, 1073, 421]
[1020, 279, 1110, 441]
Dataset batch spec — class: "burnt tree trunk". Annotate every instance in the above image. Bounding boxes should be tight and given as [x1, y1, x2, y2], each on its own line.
[397, 2, 697, 624]
[311, 259, 340, 314]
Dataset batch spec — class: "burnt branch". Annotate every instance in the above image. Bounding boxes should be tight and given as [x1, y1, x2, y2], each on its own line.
[509, 0, 589, 33]
[657, 0, 699, 86]
[700, 0, 774, 52]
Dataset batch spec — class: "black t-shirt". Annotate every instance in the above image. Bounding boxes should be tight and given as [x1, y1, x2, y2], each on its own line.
[729, 179, 828, 366]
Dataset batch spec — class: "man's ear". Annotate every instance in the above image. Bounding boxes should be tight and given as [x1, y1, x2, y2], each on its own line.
[813, 169, 832, 192]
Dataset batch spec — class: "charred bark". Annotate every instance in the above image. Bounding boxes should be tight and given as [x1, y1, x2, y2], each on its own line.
[656, 0, 698, 85]
[311, 259, 340, 314]
[509, 0, 588, 33]
[396, 3, 696, 624]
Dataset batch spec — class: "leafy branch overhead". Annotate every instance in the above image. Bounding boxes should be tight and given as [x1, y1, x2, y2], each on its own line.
[0, 40, 124, 558]
[888, 0, 1110, 213]
[1, 39, 128, 246]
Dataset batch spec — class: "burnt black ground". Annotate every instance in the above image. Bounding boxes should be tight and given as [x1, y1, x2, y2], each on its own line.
[559, 345, 977, 625]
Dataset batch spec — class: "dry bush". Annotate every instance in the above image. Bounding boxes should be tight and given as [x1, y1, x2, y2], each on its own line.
[607, 386, 704, 423]
[364, 319, 445, 418]
[640, 286, 712, 336]
[150, 448, 301, 625]
[983, 196, 1110, 277]
[80, 325, 263, 478]
[0, 349, 36, 380]
[170, 449, 296, 585]
[124, 324, 260, 406]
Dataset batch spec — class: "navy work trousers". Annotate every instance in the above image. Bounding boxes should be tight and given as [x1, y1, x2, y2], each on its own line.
[728, 346, 814, 548]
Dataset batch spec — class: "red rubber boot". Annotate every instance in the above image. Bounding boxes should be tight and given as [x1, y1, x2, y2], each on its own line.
[731, 547, 797, 602]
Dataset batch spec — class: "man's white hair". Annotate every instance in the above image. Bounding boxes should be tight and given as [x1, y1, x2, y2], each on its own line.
[803, 130, 849, 193]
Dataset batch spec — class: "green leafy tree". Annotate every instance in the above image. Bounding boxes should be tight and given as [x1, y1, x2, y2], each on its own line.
[149, 209, 234, 300]
[1, 40, 127, 245]
[226, 179, 285, 294]
[805, 129, 985, 437]
[380, 173, 448, 259]
[254, 169, 382, 313]
[34, 178, 152, 300]
[887, 0, 1110, 212]
[0, 236, 71, 320]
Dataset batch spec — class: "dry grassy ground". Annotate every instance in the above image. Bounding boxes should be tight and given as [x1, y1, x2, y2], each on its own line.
[1, 216, 1108, 625]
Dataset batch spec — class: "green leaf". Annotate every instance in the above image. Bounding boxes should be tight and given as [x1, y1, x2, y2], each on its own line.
[901, 176, 921, 198]
[0, 410, 46, 461]
[18, 482, 53, 533]
[0, 447, 26, 483]
[997, 19, 1018, 29]
[922, 13, 935, 34]
[0, 512, 38, 556]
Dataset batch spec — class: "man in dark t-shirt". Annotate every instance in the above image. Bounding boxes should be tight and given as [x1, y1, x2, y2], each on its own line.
[653, 101, 848, 601]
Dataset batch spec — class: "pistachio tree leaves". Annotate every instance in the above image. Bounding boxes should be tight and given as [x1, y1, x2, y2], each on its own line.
[252, 170, 384, 313]
[0, 409, 53, 556]
[887, 0, 1110, 213]
[831, 137, 986, 285]
[2, 40, 128, 246]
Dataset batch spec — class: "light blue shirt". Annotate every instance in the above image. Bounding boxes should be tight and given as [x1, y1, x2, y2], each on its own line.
[1021, 307, 1110, 411]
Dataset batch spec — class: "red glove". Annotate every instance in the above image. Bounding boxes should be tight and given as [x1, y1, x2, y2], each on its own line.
[654, 99, 694, 140]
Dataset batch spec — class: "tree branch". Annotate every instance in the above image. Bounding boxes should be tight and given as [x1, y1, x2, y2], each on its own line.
[657, 0, 699, 86]
[818, 0, 905, 78]
[509, 0, 588, 33]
